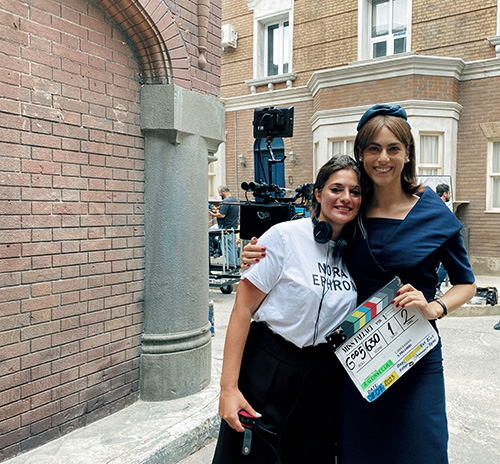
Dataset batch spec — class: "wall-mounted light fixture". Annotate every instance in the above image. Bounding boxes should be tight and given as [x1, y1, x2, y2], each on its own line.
[238, 153, 247, 167]
[288, 151, 297, 165]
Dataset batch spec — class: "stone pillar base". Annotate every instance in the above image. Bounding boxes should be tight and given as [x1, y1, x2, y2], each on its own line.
[140, 338, 211, 401]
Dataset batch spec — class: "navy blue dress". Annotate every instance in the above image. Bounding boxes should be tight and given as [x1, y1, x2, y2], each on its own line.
[338, 187, 475, 464]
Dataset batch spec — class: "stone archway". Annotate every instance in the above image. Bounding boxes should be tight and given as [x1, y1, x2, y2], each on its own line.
[94, 0, 192, 86]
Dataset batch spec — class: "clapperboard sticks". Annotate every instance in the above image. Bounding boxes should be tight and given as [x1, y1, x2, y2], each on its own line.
[325, 277, 402, 350]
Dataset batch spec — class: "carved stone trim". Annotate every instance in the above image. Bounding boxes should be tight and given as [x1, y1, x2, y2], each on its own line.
[142, 326, 212, 354]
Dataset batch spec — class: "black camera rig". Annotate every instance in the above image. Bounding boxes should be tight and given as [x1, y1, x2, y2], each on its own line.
[239, 106, 313, 239]
[239, 182, 313, 239]
[253, 106, 294, 139]
[241, 180, 312, 204]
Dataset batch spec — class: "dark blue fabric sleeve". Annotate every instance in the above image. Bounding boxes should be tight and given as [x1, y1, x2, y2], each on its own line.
[439, 231, 475, 285]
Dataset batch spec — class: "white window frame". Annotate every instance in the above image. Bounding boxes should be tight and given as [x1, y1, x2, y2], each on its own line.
[328, 138, 355, 159]
[265, 18, 290, 77]
[208, 159, 217, 201]
[313, 141, 320, 175]
[418, 133, 443, 176]
[249, 0, 294, 79]
[358, 0, 412, 61]
[256, 14, 291, 78]
[486, 140, 500, 212]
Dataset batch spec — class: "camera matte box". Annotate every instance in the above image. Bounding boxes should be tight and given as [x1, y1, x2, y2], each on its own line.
[239, 202, 293, 239]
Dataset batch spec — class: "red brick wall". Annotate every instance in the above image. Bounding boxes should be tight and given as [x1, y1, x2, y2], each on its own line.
[0, 0, 222, 460]
[0, 1, 143, 459]
[413, 0, 497, 61]
[456, 77, 500, 259]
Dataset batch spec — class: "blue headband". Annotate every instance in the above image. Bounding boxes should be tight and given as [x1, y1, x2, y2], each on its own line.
[357, 104, 411, 131]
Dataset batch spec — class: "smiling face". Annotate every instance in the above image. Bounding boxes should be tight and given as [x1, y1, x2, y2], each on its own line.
[354, 115, 419, 197]
[314, 168, 362, 236]
[360, 125, 409, 190]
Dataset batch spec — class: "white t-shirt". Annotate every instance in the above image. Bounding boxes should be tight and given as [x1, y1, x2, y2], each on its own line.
[243, 217, 357, 348]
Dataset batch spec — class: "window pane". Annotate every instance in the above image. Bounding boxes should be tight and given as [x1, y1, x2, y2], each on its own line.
[372, 0, 389, 37]
[493, 142, 500, 172]
[420, 136, 439, 164]
[493, 178, 500, 208]
[392, 0, 407, 34]
[394, 37, 406, 54]
[346, 140, 354, 156]
[267, 24, 278, 76]
[373, 41, 387, 57]
[331, 140, 355, 158]
[283, 21, 289, 74]
[332, 141, 344, 157]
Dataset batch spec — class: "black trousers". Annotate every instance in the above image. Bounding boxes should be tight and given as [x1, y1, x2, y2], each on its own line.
[212, 322, 342, 464]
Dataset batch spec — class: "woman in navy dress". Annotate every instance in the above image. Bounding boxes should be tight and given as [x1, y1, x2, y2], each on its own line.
[336, 105, 476, 464]
[242, 104, 476, 463]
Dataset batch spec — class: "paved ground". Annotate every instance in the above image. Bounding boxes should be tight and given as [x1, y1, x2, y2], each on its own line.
[180, 282, 500, 464]
[441, 315, 500, 464]
[5, 278, 499, 464]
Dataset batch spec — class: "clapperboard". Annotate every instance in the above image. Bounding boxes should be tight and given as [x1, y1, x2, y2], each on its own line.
[325, 277, 439, 402]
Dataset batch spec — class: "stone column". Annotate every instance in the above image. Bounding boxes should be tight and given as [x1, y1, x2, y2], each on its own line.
[139, 84, 225, 400]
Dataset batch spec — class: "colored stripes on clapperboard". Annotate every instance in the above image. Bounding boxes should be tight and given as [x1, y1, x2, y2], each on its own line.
[325, 277, 402, 349]
[340, 277, 401, 339]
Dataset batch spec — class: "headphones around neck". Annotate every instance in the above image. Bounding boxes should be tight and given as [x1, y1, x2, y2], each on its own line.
[312, 216, 346, 258]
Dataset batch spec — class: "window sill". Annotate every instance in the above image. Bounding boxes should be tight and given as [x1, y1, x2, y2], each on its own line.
[453, 200, 470, 214]
[245, 73, 298, 93]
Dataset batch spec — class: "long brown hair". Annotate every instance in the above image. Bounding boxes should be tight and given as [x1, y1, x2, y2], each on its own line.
[354, 115, 423, 200]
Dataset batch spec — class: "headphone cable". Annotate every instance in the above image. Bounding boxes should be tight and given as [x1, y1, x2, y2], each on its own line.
[275, 241, 331, 460]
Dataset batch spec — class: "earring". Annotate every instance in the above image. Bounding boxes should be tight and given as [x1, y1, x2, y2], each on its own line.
[405, 158, 410, 163]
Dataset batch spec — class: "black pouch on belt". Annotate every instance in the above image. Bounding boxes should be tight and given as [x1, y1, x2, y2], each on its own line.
[238, 410, 278, 456]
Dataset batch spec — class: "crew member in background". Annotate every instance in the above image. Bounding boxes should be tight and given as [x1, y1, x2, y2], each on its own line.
[435, 183, 452, 293]
[210, 186, 239, 266]
[436, 183, 451, 203]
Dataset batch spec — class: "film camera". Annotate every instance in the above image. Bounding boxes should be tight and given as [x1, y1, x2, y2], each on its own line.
[239, 106, 312, 239]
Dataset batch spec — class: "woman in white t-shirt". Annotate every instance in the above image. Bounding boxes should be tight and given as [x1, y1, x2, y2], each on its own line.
[212, 156, 363, 464]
